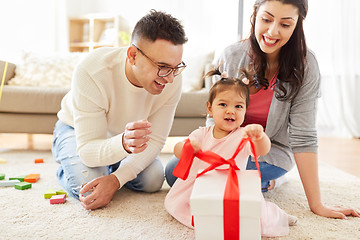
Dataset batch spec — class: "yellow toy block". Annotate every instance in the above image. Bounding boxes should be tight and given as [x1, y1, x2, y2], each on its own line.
[44, 188, 57, 199]
[56, 189, 67, 196]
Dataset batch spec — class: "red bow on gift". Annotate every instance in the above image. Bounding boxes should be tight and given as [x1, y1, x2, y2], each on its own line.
[173, 137, 261, 240]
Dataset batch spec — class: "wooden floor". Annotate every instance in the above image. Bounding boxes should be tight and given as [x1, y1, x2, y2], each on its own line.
[318, 137, 360, 178]
[0, 133, 359, 178]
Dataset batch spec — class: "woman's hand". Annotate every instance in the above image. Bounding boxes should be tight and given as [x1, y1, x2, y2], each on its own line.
[79, 174, 120, 210]
[122, 119, 152, 153]
[311, 204, 360, 219]
[294, 152, 360, 220]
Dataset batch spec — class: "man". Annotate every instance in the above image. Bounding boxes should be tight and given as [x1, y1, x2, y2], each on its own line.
[52, 10, 187, 210]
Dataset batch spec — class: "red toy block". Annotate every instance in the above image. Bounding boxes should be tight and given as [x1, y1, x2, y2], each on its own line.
[34, 158, 44, 163]
[50, 194, 66, 204]
[24, 174, 40, 183]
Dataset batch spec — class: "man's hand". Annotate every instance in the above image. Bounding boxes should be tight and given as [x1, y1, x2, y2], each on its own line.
[123, 119, 152, 153]
[79, 174, 120, 210]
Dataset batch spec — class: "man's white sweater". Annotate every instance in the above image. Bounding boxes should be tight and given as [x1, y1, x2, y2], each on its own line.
[58, 47, 182, 188]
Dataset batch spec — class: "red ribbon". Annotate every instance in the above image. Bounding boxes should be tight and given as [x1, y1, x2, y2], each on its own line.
[173, 137, 261, 240]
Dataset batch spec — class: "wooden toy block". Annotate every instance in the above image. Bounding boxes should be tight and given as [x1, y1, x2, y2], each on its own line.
[56, 189, 67, 196]
[24, 174, 40, 183]
[44, 188, 57, 199]
[34, 158, 44, 163]
[0, 173, 5, 180]
[9, 175, 28, 182]
[50, 194, 66, 204]
[0, 180, 20, 187]
[14, 182, 32, 190]
[0, 158, 8, 163]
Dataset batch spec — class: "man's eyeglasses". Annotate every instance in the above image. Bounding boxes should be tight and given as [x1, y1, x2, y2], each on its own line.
[132, 44, 186, 77]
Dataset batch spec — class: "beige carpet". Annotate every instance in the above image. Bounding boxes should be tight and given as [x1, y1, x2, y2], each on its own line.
[0, 149, 359, 240]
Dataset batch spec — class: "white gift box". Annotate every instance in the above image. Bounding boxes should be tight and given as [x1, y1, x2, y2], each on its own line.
[190, 169, 262, 240]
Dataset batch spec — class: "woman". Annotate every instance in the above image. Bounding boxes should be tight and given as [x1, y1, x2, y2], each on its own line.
[166, 0, 360, 219]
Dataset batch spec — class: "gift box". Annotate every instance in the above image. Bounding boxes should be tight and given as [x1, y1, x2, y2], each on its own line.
[190, 169, 262, 240]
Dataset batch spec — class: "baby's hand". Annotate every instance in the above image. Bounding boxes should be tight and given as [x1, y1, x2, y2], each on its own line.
[243, 124, 265, 141]
[189, 139, 201, 153]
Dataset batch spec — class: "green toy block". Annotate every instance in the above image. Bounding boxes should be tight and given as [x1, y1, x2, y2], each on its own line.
[56, 189, 67, 196]
[9, 175, 28, 182]
[14, 182, 32, 190]
[44, 188, 57, 199]
[0, 173, 5, 180]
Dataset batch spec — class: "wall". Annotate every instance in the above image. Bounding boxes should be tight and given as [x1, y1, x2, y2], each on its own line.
[65, 0, 239, 59]
[0, 0, 67, 63]
[0, 0, 239, 63]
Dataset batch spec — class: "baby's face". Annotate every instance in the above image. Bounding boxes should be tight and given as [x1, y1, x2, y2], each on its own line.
[207, 89, 247, 138]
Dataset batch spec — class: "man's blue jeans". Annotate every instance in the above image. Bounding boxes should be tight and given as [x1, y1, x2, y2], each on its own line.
[165, 155, 287, 192]
[52, 120, 164, 199]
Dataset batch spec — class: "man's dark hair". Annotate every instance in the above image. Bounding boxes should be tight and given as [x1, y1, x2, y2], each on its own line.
[131, 10, 187, 45]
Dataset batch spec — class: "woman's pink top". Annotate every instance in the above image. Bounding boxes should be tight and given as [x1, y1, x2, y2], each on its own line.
[242, 73, 277, 130]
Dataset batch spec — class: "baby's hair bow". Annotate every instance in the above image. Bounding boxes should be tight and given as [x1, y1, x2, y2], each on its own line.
[220, 71, 229, 79]
[242, 77, 250, 85]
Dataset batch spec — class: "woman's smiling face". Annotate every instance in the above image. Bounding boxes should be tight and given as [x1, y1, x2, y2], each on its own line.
[255, 1, 299, 58]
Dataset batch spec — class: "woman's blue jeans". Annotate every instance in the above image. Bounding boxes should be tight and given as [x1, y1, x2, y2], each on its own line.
[165, 155, 287, 192]
[52, 120, 164, 199]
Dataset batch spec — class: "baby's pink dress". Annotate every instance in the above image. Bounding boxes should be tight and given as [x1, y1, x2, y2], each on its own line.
[165, 126, 290, 237]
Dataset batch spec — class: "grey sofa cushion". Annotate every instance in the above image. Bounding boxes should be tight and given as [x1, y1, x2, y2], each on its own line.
[0, 86, 69, 114]
[175, 91, 208, 117]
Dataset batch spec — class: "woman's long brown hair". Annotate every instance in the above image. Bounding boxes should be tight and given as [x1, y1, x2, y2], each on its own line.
[248, 0, 308, 101]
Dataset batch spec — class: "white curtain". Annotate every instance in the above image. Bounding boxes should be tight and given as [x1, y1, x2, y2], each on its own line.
[307, 0, 360, 138]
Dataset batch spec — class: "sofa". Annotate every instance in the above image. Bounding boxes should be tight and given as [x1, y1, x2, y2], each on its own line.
[0, 51, 214, 137]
